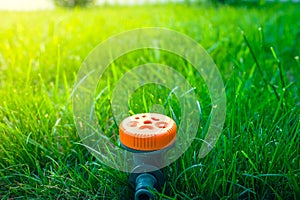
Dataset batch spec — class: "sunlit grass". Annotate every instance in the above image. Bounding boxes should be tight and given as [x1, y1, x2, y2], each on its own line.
[0, 3, 299, 199]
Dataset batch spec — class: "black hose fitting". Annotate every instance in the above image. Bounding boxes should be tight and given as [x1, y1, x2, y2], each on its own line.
[129, 164, 164, 200]
[135, 173, 156, 200]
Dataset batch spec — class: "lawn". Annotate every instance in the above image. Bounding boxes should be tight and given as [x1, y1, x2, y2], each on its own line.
[0, 2, 299, 199]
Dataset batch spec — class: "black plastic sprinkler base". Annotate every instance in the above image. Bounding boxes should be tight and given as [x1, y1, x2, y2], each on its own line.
[129, 164, 164, 200]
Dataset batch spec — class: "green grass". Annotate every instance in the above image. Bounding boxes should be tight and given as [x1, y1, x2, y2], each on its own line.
[1, 3, 300, 199]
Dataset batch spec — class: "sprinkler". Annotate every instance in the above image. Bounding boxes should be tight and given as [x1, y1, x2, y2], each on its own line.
[119, 113, 177, 200]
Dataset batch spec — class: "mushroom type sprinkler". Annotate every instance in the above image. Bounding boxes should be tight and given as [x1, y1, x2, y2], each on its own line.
[119, 113, 177, 200]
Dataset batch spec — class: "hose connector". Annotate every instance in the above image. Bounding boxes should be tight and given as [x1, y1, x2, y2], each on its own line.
[129, 164, 164, 200]
[135, 173, 156, 200]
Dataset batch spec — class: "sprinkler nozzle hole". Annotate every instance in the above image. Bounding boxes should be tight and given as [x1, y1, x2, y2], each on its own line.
[151, 117, 160, 121]
[143, 120, 152, 124]
[139, 125, 154, 130]
[128, 121, 139, 127]
[155, 122, 168, 128]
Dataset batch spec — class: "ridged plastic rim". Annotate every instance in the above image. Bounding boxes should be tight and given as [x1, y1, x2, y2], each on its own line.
[119, 113, 177, 151]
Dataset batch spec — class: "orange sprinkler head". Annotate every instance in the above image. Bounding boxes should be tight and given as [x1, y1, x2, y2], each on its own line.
[119, 113, 177, 151]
